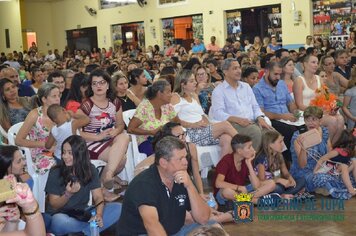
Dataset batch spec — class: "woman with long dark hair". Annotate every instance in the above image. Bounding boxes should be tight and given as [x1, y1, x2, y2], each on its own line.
[44, 135, 121, 235]
[0, 79, 32, 132]
[77, 69, 129, 200]
[64, 72, 89, 114]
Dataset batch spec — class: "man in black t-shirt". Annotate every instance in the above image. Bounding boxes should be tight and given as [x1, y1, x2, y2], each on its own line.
[117, 136, 213, 236]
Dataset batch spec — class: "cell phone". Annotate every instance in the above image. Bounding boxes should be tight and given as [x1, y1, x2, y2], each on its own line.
[351, 56, 356, 68]
[70, 176, 78, 186]
[0, 179, 16, 203]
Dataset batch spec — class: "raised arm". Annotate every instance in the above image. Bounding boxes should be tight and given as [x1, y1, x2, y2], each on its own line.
[15, 110, 44, 148]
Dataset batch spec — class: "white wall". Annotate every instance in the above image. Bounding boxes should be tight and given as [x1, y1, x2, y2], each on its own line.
[2, 0, 313, 53]
[0, 0, 23, 53]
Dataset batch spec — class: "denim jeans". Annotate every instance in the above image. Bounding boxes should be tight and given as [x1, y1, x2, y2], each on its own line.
[273, 177, 306, 195]
[44, 202, 121, 235]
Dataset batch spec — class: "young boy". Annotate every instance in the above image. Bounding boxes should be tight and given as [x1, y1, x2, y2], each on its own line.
[214, 134, 275, 204]
[45, 104, 90, 160]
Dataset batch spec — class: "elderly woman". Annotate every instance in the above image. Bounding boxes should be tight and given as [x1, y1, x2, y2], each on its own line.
[128, 80, 178, 156]
[293, 54, 344, 145]
[15, 83, 60, 174]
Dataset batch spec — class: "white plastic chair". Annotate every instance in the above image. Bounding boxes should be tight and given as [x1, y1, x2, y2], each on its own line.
[196, 145, 221, 178]
[0, 124, 8, 141]
[123, 109, 147, 167]
[8, 122, 48, 213]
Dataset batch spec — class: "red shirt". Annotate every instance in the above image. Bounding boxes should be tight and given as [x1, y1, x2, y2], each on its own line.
[214, 154, 250, 194]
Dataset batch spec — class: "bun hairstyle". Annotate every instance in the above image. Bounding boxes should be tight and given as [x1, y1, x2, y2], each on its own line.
[128, 68, 144, 85]
[145, 80, 170, 100]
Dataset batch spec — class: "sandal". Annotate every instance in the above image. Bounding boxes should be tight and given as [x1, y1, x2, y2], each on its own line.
[103, 189, 121, 202]
[103, 179, 122, 191]
[113, 176, 129, 186]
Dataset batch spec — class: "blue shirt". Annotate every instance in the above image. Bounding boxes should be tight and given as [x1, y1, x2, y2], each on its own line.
[210, 80, 264, 121]
[253, 78, 293, 115]
[192, 44, 206, 53]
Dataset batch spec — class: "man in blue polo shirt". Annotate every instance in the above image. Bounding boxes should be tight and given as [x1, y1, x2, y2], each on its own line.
[253, 62, 302, 164]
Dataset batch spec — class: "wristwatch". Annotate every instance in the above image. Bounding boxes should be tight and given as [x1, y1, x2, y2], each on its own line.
[256, 115, 265, 122]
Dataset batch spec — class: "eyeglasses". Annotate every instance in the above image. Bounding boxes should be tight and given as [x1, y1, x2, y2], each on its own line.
[54, 81, 65, 85]
[197, 72, 207, 77]
[92, 80, 107, 87]
[174, 132, 186, 139]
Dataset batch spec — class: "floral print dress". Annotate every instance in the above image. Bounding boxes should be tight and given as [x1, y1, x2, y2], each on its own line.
[134, 99, 176, 145]
[28, 107, 56, 175]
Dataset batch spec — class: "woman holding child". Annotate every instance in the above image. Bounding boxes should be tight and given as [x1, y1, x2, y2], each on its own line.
[15, 83, 59, 174]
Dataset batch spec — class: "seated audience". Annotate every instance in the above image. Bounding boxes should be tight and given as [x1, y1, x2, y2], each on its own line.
[319, 55, 348, 96]
[1, 67, 35, 97]
[210, 58, 272, 151]
[112, 72, 140, 111]
[15, 84, 60, 174]
[255, 130, 305, 197]
[64, 72, 89, 114]
[214, 134, 276, 205]
[241, 65, 259, 87]
[117, 136, 216, 235]
[128, 80, 178, 156]
[253, 62, 302, 163]
[194, 65, 215, 115]
[44, 135, 121, 235]
[77, 69, 129, 200]
[342, 68, 356, 130]
[280, 57, 295, 94]
[47, 71, 69, 106]
[1, 180, 45, 236]
[128, 68, 147, 101]
[172, 69, 237, 157]
[0, 145, 32, 188]
[293, 54, 344, 145]
[45, 104, 90, 160]
[0, 79, 32, 131]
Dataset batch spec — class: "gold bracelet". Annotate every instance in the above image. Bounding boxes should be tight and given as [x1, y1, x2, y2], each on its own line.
[23, 202, 39, 216]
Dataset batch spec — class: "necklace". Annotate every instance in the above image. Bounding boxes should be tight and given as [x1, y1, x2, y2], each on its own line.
[118, 95, 128, 103]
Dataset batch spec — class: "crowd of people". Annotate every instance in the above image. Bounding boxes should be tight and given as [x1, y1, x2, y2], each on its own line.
[0, 30, 355, 235]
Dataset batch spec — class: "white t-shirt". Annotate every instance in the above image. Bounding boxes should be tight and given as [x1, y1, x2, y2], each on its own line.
[51, 121, 73, 159]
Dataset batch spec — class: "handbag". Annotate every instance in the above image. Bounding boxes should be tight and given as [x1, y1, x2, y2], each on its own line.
[61, 200, 104, 222]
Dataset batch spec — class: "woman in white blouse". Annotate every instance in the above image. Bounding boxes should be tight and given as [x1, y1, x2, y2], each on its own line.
[171, 69, 237, 157]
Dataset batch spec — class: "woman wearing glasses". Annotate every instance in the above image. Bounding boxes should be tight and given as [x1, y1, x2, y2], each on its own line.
[171, 70, 238, 158]
[76, 69, 130, 201]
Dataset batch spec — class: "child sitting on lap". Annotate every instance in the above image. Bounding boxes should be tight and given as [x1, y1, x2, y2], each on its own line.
[214, 134, 276, 204]
[45, 104, 90, 160]
[314, 129, 356, 196]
